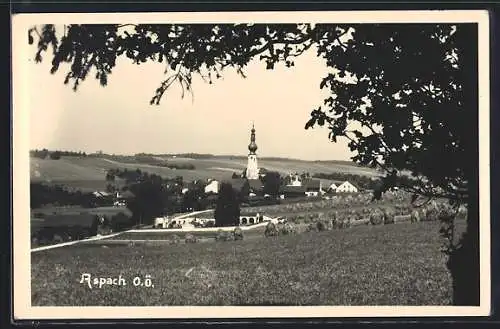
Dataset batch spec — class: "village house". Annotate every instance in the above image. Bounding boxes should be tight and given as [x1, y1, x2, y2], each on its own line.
[204, 179, 220, 194]
[335, 181, 359, 193]
[280, 185, 307, 198]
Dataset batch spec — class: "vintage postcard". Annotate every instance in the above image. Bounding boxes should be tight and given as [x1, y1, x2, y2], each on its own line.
[12, 10, 491, 320]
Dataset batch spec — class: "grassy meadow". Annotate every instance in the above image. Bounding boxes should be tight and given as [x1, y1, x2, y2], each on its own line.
[30, 155, 380, 191]
[31, 220, 465, 306]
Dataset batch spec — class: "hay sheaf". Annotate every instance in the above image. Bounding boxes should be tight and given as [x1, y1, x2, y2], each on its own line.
[215, 229, 235, 242]
[169, 234, 181, 245]
[369, 209, 385, 225]
[185, 233, 198, 244]
[278, 223, 298, 235]
[410, 209, 421, 223]
[382, 207, 396, 225]
[233, 227, 244, 241]
[265, 222, 279, 237]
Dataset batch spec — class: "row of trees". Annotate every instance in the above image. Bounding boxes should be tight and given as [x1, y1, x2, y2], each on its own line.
[30, 149, 88, 159]
[214, 182, 241, 227]
[104, 168, 217, 225]
[31, 183, 103, 208]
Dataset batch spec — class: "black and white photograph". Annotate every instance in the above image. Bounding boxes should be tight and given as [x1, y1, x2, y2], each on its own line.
[12, 10, 490, 319]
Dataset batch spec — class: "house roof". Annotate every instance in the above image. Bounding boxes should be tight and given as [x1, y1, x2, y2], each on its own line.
[248, 179, 263, 191]
[223, 178, 249, 192]
[319, 179, 343, 187]
[337, 180, 361, 190]
[120, 190, 135, 199]
[280, 185, 306, 194]
[93, 191, 111, 198]
[303, 179, 321, 190]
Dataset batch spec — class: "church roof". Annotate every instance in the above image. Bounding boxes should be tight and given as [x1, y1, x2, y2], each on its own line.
[224, 178, 249, 192]
[248, 123, 258, 153]
[280, 185, 306, 194]
[119, 190, 135, 199]
[303, 178, 321, 190]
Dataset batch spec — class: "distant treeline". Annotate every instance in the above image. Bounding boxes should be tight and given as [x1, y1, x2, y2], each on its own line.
[30, 149, 87, 160]
[135, 153, 215, 159]
[99, 154, 196, 170]
[132, 153, 357, 163]
[312, 172, 381, 190]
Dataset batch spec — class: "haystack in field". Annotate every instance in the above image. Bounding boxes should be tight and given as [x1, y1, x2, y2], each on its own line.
[265, 222, 279, 237]
[382, 207, 396, 225]
[369, 208, 385, 225]
[185, 233, 198, 243]
[233, 227, 244, 240]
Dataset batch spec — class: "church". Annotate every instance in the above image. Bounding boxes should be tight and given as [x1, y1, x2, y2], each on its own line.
[225, 123, 324, 199]
[226, 123, 265, 197]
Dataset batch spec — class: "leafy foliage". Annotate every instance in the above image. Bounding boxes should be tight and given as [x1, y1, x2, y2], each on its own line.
[261, 171, 281, 197]
[31, 182, 97, 208]
[214, 182, 241, 227]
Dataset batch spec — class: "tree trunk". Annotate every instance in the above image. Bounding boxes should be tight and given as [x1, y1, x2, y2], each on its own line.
[446, 200, 480, 305]
[443, 22, 481, 306]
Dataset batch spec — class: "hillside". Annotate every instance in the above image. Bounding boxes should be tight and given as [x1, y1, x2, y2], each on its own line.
[30, 155, 381, 191]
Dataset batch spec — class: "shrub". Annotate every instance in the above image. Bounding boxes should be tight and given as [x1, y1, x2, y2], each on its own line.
[264, 222, 279, 237]
[185, 233, 198, 243]
[369, 209, 384, 225]
[233, 227, 244, 241]
[306, 223, 317, 232]
[316, 221, 327, 232]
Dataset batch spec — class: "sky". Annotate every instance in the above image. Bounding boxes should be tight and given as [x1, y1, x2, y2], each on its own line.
[25, 29, 356, 161]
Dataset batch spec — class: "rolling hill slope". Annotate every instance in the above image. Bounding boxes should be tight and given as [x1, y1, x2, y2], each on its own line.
[30, 156, 381, 191]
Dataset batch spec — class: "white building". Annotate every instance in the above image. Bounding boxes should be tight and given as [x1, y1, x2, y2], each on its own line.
[204, 180, 220, 194]
[335, 181, 359, 193]
[245, 123, 260, 180]
[287, 173, 302, 186]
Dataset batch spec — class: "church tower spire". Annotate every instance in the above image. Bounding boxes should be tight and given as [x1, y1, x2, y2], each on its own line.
[248, 122, 258, 154]
[246, 122, 259, 179]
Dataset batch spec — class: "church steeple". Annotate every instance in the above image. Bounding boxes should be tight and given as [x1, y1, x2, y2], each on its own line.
[248, 122, 258, 154]
[245, 122, 259, 180]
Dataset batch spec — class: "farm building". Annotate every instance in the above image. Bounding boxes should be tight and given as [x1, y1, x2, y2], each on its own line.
[303, 179, 322, 197]
[204, 179, 219, 194]
[280, 185, 306, 198]
[92, 191, 112, 198]
[335, 181, 359, 193]
[286, 173, 303, 186]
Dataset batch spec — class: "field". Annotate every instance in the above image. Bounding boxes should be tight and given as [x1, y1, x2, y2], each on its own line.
[30, 156, 380, 191]
[31, 220, 465, 306]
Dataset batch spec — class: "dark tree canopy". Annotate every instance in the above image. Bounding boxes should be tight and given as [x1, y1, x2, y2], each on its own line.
[29, 23, 480, 305]
[29, 23, 475, 200]
[262, 171, 281, 197]
[214, 182, 241, 227]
